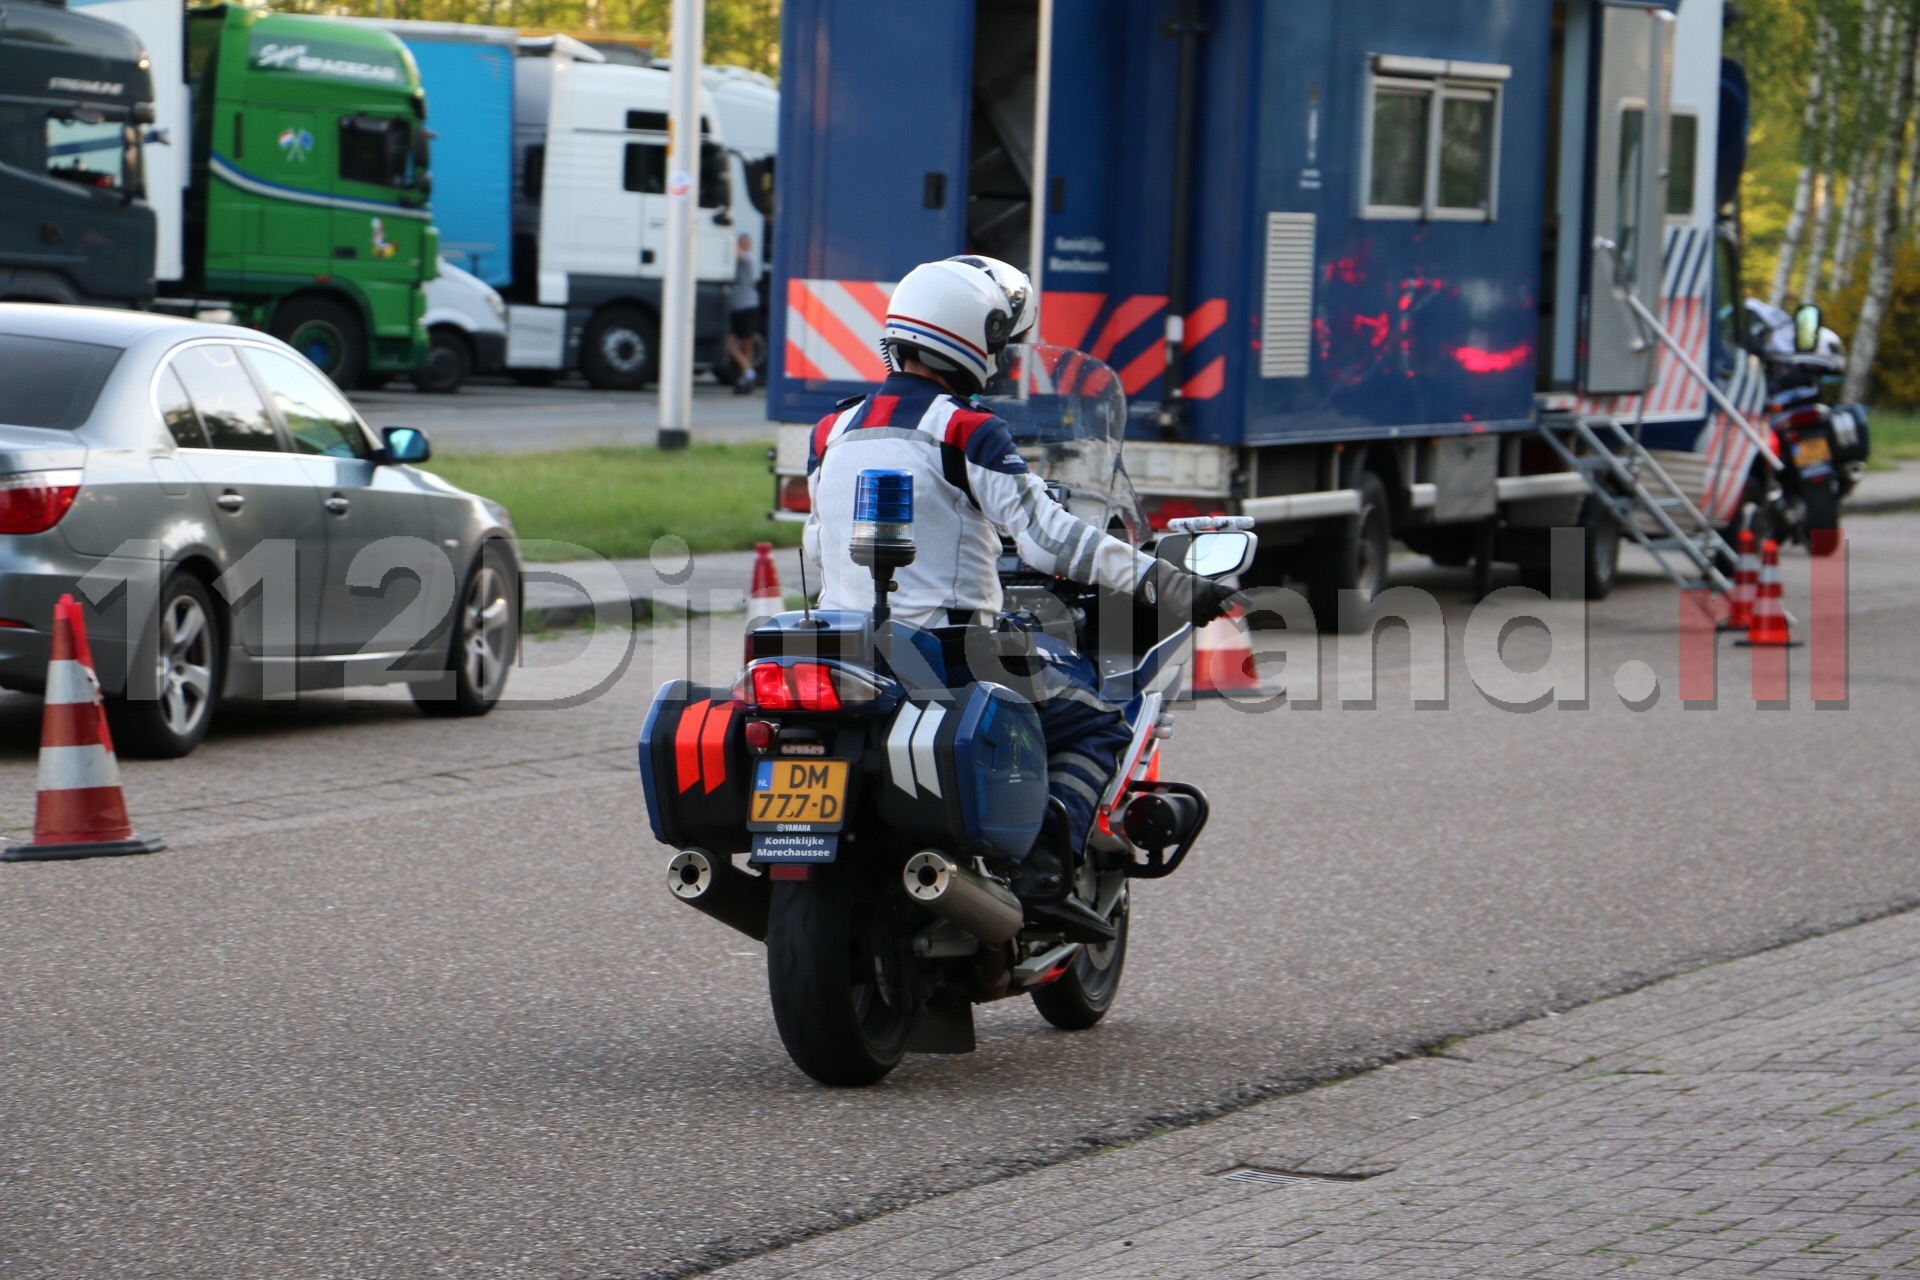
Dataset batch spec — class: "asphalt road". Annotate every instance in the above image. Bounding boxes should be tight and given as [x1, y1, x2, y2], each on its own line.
[2, 517, 1917, 1279]
[348, 376, 779, 453]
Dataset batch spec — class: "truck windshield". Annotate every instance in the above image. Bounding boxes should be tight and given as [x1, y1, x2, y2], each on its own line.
[0, 335, 123, 429]
[0, 107, 138, 196]
[339, 115, 418, 188]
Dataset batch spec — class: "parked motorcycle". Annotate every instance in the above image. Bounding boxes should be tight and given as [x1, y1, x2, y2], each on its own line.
[637, 345, 1253, 1085]
[1742, 301, 1871, 554]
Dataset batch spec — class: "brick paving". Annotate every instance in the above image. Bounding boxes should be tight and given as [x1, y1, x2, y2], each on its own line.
[706, 909, 1920, 1279]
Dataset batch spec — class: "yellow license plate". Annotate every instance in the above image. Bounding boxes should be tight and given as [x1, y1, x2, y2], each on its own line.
[1795, 435, 1833, 466]
[748, 758, 850, 830]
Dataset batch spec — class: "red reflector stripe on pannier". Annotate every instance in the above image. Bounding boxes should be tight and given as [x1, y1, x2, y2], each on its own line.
[700, 701, 735, 793]
[675, 699, 711, 793]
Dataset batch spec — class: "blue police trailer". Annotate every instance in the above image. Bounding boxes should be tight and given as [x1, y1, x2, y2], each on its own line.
[767, 0, 1770, 624]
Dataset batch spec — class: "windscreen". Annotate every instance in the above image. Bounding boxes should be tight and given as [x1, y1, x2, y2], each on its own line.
[977, 344, 1147, 548]
[0, 335, 122, 429]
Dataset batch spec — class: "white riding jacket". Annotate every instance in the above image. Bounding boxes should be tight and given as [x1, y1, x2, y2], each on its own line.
[801, 373, 1154, 627]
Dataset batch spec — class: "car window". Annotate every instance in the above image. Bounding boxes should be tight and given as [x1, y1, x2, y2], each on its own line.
[169, 345, 281, 452]
[0, 334, 122, 429]
[244, 348, 372, 459]
[156, 366, 209, 449]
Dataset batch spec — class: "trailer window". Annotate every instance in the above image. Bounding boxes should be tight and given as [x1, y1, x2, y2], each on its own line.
[1362, 59, 1506, 221]
[1667, 112, 1698, 218]
[339, 116, 415, 188]
[1616, 107, 1646, 281]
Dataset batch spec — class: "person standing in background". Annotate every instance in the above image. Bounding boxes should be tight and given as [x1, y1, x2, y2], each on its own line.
[726, 234, 762, 394]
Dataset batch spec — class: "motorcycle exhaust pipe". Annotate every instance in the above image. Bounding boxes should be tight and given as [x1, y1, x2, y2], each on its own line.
[902, 850, 1025, 945]
[667, 849, 771, 942]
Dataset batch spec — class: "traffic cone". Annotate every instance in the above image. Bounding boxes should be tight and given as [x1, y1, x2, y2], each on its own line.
[1737, 538, 1797, 648]
[748, 542, 785, 619]
[1724, 529, 1758, 632]
[4, 596, 164, 862]
[1189, 612, 1262, 697]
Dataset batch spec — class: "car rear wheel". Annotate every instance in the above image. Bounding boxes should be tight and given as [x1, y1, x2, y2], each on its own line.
[109, 571, 221, 759]
[271, 296, 365, 390]
[413, 543, 517, 717]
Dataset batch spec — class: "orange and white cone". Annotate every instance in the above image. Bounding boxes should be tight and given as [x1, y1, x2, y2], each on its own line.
[1724, 529, 1758, 632]
[1738, 538, 1797, 648]
[3, 596, 164, 862]
[748, 541, 785, 620]
[1189, 610, 1261, 697]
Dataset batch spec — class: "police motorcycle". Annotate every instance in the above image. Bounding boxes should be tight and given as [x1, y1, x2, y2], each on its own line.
[637, 345, 1255, 1086]
[1743, 301, 1871, 552]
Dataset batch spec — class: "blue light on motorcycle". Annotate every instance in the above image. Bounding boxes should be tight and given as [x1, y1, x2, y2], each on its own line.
[852, 468, 915, 570]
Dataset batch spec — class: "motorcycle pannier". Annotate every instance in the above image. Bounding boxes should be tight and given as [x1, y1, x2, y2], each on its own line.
[876, 683, 1048, 862]
[639, 680, 753, 854]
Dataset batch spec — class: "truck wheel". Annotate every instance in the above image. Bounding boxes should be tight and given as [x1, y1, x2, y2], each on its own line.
[412, 326, 472, 395]
[272, 296, 365, 390]
[766, 863, 913, 1086]
[1030, 892, 1129, 1030]
[582, 305, 659, 391]
[1304, 472, 1390, 633]
[1520, 494, 1621, 600]
[107, 571, 222, 760]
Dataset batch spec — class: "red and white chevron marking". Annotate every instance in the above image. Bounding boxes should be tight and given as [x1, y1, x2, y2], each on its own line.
[784, 278, 894, 384]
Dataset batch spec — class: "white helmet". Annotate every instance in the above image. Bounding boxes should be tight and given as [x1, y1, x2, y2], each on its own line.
[882, 260, 1013, 397]
[947, 254, 1038, 344]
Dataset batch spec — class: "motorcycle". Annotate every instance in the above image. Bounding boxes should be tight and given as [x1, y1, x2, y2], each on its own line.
[1742, 301, 1870, 554]
[636, 344, 1254, 1085]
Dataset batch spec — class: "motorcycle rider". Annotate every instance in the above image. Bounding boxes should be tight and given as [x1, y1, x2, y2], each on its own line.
[801, 256, 1236, 937]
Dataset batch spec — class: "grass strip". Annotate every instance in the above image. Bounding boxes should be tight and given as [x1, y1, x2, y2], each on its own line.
[423, 444, 800, 562]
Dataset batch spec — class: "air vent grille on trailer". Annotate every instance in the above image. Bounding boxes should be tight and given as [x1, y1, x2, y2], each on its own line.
[1261, 212, 1316, 379]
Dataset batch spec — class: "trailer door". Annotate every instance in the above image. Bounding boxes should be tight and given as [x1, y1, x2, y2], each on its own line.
[1583, 2, 1673, 395]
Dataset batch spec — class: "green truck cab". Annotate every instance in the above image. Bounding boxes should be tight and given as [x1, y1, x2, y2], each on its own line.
[184, 5, 435, 387]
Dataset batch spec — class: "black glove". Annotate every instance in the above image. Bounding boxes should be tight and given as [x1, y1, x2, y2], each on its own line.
[1136, 560, 1240, 626]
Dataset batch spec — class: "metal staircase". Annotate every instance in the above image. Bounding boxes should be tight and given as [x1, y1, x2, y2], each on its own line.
[1535, 413, 1735, 594]
[1538, 239, 1786, 597]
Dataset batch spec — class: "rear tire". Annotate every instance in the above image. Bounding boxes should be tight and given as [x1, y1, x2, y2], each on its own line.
[765, 864, 914, 1086]
[412, 326, 472, 395]
[1519, 494, 1620, 600]
[1304, 472, 1390, 633]
[1030, 890, 1129, 1030]
[271, 296, 365, 390]
[581, 305, 660, 391]
[1805, 476, 1841, 555]
[109, 571, 222, 759]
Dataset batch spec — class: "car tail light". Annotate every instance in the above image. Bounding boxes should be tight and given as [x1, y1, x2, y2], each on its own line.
[778, 476, 811, 514]
[0, 470, 81, 535]
[1141, 496, 1227, 531]
[790, 662, 841, 711]
[747, 662, 796, 709]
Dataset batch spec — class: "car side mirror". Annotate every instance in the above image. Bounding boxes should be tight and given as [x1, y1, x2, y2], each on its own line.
[381, 426, 431, 464]
[1794, 304, 1823, 354]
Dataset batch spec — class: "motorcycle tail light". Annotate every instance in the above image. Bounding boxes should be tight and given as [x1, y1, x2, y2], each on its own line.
[1778, 406, 1826, 432]
[828, 666, 881, 705]
[790, 662, 841, 711]
[0, 470, 81, 534]
[747, 662, 796, 710]
[744, 719, 776, 750]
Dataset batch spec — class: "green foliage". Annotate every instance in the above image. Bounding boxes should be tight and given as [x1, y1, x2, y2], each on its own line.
[423, 445, 800, 561]
[1825, 243, 1920, 408]
[262, 0, 782, 77]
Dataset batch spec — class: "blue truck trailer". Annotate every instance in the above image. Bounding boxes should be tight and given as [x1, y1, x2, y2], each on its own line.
[768, 0, 1772, 623]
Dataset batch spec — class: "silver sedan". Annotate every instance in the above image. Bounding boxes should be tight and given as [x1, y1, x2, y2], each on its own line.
[0, 304, 520, 757]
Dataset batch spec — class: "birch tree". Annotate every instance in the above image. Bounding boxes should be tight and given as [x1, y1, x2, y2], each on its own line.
[1846, 0, 1920, 401]
[1772, 19, 1832, 305]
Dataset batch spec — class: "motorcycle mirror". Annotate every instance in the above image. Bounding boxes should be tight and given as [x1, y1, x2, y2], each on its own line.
[1180, 531, 1254, 579]
[1794, 304, 1823, 354]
